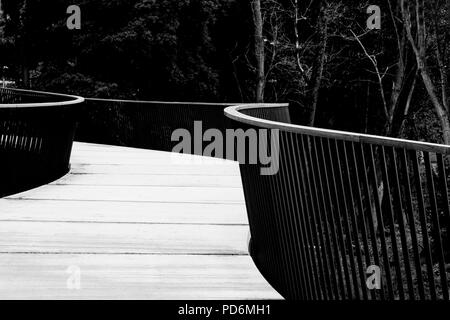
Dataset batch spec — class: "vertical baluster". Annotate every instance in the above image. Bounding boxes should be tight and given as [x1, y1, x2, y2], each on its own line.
[284, 131, 313, 299]
[350, 142, 375, 299]
[399, 149, 425, 299]
[379, 146, 404, 299]
[312, 136, 341, 299]
[390, 147, 415, 299]
[300, 134, 331, 299]
[295, 134, 323, 299]
[424, 152, 448, 300]
[342, 140, 369, 299]
[358, 143, 384, 300]
[287, 133, 314, 295]
[290, 133, 320, 300]
[277, 132, 303, 298]
[252, 126, 282, 294]
[253, 137, 284, 298]
[368, 145, 394, 298]
[436, 153, 450, 301]
[325, 138, 353, 298]
[296, 134, 325, 299]
[318, 137, 348, 299]
[270, 131, 298, 298]
[308, 135, 335, 299]
[332, 139, 360, 299]
[410, 150, 436, 299]
[264, 161, 286, 295]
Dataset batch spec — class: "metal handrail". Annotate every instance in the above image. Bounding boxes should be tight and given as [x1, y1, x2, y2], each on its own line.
[225, 103, 450, 300]
[0, 88, 83, 197]
[85, 97, 237, 107]
[0, 88, 84, 108]
[225, 104, 450, 154]
[78, 98, 288, 154]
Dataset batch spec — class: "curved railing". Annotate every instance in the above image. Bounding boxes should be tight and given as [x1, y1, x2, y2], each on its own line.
[225, 104, 450, 300]
[0, 92, 286, 198]
[77, 98, 238, 153]
[0, 88, 84, 197]
[77, 98, 290, 156]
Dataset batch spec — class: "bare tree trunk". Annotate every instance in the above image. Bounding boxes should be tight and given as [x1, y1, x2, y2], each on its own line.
[387, 0, 406, 134]
[15, 0, 30, 88]
[387, 33, 407, 136]
[251, 0, 265, 103]
[351, 30, 390, 131]
[433, 5, 449, 115]
[229, 53, 244, 102]
[401, 0, 450, 144]
[20, 37, 29, 88]
[420, 69, 450, 143]
[399, 70, 418, 136]
[294, 0, 309, 85]
[309, 16, 328, 126]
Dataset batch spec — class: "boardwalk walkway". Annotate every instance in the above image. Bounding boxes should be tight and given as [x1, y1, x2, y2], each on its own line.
[0, 142, 281, 299]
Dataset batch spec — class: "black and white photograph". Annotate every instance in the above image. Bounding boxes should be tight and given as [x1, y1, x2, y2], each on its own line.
[0, 0, 449, 310]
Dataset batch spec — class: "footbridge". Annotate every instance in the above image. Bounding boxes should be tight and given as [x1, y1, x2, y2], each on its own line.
[0, 88, 449, 300]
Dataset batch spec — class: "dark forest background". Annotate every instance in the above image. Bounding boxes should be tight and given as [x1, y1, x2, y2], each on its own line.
[0, 0, 449, 145]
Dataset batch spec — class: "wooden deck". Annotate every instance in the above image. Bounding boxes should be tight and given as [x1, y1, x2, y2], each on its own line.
[0, 142, 281, 299]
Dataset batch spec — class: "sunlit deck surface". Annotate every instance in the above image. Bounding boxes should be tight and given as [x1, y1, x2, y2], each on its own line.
[0, 142, 281, 299]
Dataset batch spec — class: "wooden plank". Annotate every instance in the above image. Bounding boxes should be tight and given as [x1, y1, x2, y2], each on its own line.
[0, 221, 249, 255]
[72, 143, 238, 165]
[70, 164, 241, 176]
[7, 185, 245, 204]
[0, 254, 282, 299]
[72, 142, 170, 153]
[71, 152, 238, 166]
[73, 142, 163, 152]
[71, 144, 241, 176]
[51, 173, 242, 188]
[0, 200, 248, 225]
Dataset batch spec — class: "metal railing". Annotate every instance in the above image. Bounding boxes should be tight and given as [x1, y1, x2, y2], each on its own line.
[77, 98, 237, 153]
[77, 98, 291, 157]
[0, 88, 84, 197]
[225, 104, 450, 300]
